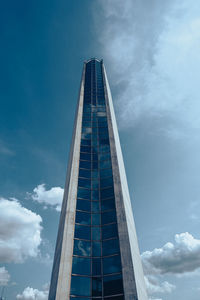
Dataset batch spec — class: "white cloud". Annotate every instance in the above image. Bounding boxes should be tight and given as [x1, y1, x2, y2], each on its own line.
[16, 286, 48, 300]
[142, 232, 200, 275]
[0, 267, 10, 286]
[96, 0, 200, 135]
[31, 184, 64, 211]
[0, 198, 42, 263]
[145, 275, 175, 295]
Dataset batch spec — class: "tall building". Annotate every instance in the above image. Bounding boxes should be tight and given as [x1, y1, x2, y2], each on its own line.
[48, 58, 147, 300]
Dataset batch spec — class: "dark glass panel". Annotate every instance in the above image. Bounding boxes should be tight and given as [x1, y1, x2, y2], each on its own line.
[99, 139, 109, 146]
[80, 153, 91, 161]
[99, 160, 112, 169]
[92, 241, 101, 257]
[103, 274, 123, 296]
[102, 224, 118, 240]
[100, 168, 112, 179]
[92, 202, 100, 213]
[77, 188, 91, 200]
[72, 257, 91, 275]
[79, 169, 91, 179]
[76, 211, 91, 225]
[82, 133, 91, 140]
[102, 239, 120, 256]
[79, 160, 91, 170]
[92, 179, 99, 190]
[100, 187, 114, 200]
[92, 161, 98, 169]
[101, 211, 116, 225]
[92, 170, 98, 178]
[70, 298, 91, 300]
[103, 255, 121, 275]
[92, 153, 98, 161]
[92, 214, 100, 225]
[76, 199, 91, 212]
[92, 227, 101, 241]
[98, 127, 108, 134]
[75, 225, 90, 240]
[82, 127, 92, 133]
[81, 139, 91, 146]
[100, 177, 113, 188]
[70, 276, 91, 296]
[92, 277, 102, 297]
[99, 145, 110, 153]
[99, 152, 111, 161]
[105, 296, 124, 300]
[78, 178, 91, 189]
[73, 239, 91, 256]
[92, 139, 98, 147]
[80, 146, 91, 154]
[92, 190, 99, 201]
[101, 198, 115, 211]
[92, 258, 101, 276]
[82, 121, 91, 127]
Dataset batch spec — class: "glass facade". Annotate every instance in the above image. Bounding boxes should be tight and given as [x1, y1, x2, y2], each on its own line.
[70, 59, 124, 299]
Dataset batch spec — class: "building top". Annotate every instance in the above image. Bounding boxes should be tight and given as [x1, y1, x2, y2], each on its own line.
[85, 57, 103, 64]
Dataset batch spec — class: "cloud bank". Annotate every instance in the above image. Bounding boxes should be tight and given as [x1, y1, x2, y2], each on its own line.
[16, 286, 48, 300]
[31, 184, 64, 211]
[0, 267, 10, 286]
[0, 198, 42, 263]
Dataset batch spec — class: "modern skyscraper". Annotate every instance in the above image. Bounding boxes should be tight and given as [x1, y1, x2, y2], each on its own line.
[48, 58, 147, 300]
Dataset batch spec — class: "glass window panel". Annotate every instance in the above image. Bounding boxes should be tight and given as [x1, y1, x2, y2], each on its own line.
[98, 127, 108, 134]
[100, 168, 112, 179]
[70, 298, 91, 300]
[102, 224, 118, 240]
[91, 145, 98, 153]
[92, 241, 101, 257]
[92, 202, 100, 213]
[100, 177, 113, 188]
[80, 146, 91, 154]
[79, 168, 91, 179]
[92, 258, 101, 276]
[99, 152, 110, 161]
[92, 139, 98, 147]
[92, 161, 98, 169]
[99, 160, 112, 169]
[92, 170, 98, 178]
[82, 127, 92, 133]
[81, 139, 91, 146]
[79, 160, 91, 170]
[92, 277, 102, 297]
[77, 188, 91, 200]
[76, 199, 91, 212]
[72, 257, 91, 275]
[103, 274, 123, 296]
[101, 198, 115, 211]
[92, 190, 99, 201]
[82, 133, 91, 140]
[92, 214, 100, 225]
[100, 187, 114, 200]
[73, 239, 91, 256]
[76, 211, 91, 225]
[70, 276, 91, 296]
[99, 139, 109, 146]
[99, 132, 109, 140]
[105, 297, 124, 300]
[75, 225, 91, 240]
[101, 211, 116, 225]
[92, 227, 101, 241]
[99, 145, 110, 154]
[80, 153, 91, 161]
[92, 153, 98, 161]
[103, 255, 121, 275]
[78, 178, 91, 189]
[102, 239, 119, 256]
[82, 121, 91, 127]
[92, 179, 99, 189]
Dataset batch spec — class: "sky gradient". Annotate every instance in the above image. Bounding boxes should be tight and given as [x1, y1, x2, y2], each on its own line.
[0, 1, 200, 299]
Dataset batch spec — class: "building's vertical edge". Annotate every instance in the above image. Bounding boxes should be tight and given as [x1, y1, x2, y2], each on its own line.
[102, 63, 148, 300]
[48, 63, 85, 300]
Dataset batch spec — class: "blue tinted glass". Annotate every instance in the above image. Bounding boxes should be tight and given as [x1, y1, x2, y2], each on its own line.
[103, 255, 121, 275]
[101, 211, 116, 225]
[92, 258, 101, 276]
[99, 139, 109, 147]
[79, 160, 91, 169]
[92, 153, 98, 161]
[102, 239, 120, 256]
[92, 161, 98, 169]
[92, 227, 101, 241]
[103, 274, 123, 296]
[70, 298, 91, 300]
[75, 225, 90, 240]
[92, 202, 100, 213]
[77, 188, 91, 200]
[92, 214, 100, 225]
[73, 239, 91, 256]
[106, 297, 124, 300]
[70, 276, 91, 296]
[80, 146, 91, 153]
[79, 168, 91, 178]
[92, 241, 101, 257]
[78, 178, 91, 189]
[81, 133, 91, 140]
[76, 199, 91, 212]
[100, 168, 112, 178]
[76, 211, 91, 225]
[100, 177, 113, 188]
[99, 152, 111, 161]
[72, 257, 91, 275]
[92, 139, 98, 146]
[92, 190, 99, 201]
[101, 198, 115, 211]
[92, 277, 102, 297]
[99, 160, 112, 169]
[81, 139, 91, 146]
[80, 153, 91, 161]
[82, 127, 92, 133]
[82, 121, 91, 127]
[92, 179, 99, 189]
[100, 187, 114, 199]
[102, 224, 118, 240]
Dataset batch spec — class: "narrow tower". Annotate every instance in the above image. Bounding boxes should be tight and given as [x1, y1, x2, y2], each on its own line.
[48, 59, 147, 300]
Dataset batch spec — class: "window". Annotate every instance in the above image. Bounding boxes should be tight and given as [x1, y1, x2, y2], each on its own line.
[92, 227, 101, 241]
[103, 274, 123, 296]
[79, 160, 91, 170]
[92, 214, 100, 225]
[80, 153, 91, 161]
[100, 187, 114, 200]
[102, 224, 118, 240]
[101, 210, 116, 225]
[92, 258, 101, 276]
[101, 198, 115, 211]
[99, 160, 112, 169]
[79, 168, 91, 179]
[76, 211, 91, 225]
[100, 177, 113, 188]
[75, 225, 90, 240]
[103, 255, 121, 275]
[81, 139, 91, 147]
[78, 178, 91, 189]
[100, 168, 112, 179]
[77, 188, 91, 200]
[76, 199, 91, 212]
[102, 239, 120, 256]
[73, 239, 91, 256]
[80, 146, 91, 154]
[92, 277, 102, 297]
[92, 241, 101, 257]
[72, 257, 91, 275]
[70, 276, 91, 296]
[92, 202, 100, 213]
[92, 190, 99, 201]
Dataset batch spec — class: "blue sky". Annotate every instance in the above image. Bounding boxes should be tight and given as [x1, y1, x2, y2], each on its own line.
[0, 0, 200, 299]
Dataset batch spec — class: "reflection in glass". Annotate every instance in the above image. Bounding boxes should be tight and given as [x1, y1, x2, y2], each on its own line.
[102, 239, 120, 256]
[75, 225, 90, 240]
[103, 274, 123, 296]
[102, 224, 118, 240]
[92, 227, 101, 241]
[70, 276, 91, 296]
[76, 211, 91, 225]
[77, 188, 91, 200]
[72, 257, 91, 275]
[73, 239, 91, 256]
[92, 241, 101, 257]
[76, 199, 91, 212]
[103, 255, 121, 274]
[92, 258, 101, 276]
[79, 168, 91, 179]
